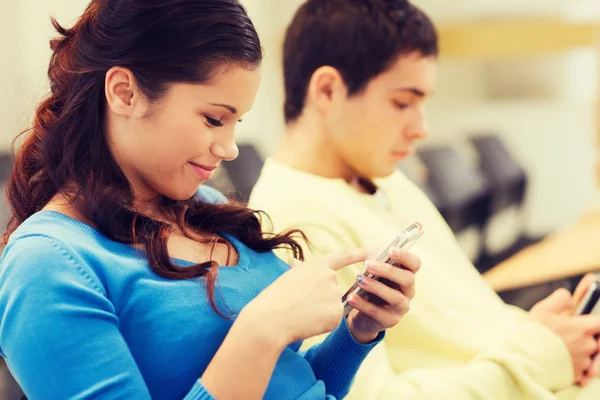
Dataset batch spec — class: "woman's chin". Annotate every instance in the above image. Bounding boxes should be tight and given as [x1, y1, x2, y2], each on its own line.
[161, 185, 202, 202]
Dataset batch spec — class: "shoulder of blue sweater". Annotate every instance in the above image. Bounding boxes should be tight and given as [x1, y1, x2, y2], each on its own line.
[195, 185, 228, 204]
[7, 212, 83, 245]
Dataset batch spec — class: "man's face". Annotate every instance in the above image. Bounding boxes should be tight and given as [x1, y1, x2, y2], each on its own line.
[327, 52, 437, 178]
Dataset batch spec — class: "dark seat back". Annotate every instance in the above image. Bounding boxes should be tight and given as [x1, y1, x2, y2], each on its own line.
[470, 135, 527, 213]
[417, 145, 491, 234]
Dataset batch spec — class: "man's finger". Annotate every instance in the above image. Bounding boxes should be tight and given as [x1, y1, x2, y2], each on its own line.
[573, 273, 599, 308]
[577, 314, 600, 335]
[540, 288, 574, 314]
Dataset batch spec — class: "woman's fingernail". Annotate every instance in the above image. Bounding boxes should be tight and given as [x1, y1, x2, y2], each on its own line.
[389, 247, 402, 257]
[348, 294, 357, 304]
[366, 260, 378, 272]
[357, 274, 367, 285]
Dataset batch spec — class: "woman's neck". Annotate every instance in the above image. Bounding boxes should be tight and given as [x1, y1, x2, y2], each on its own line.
[44, 191, 97, 228]
[44, 186, 169, 228]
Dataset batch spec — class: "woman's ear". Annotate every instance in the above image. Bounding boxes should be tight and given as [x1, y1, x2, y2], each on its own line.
[306, 66, 347, 115]
[104, 67, 142, 117]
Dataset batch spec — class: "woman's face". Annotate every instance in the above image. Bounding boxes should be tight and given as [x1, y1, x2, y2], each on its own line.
[105, 64, 261, 204]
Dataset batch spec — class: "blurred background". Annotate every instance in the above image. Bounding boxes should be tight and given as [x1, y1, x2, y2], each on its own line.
[1, 0, 600, 297]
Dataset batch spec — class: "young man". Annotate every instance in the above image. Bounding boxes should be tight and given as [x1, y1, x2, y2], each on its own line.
[248, 0, 600, 399]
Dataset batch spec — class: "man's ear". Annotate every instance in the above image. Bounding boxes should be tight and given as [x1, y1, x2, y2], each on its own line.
[105, 67, 142, 117]
[306, 66, 348, 114]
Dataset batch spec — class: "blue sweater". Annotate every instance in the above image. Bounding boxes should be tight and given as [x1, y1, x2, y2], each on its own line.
[0, 187, 382, 400]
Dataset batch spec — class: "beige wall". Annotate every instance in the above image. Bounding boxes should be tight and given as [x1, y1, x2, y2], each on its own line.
[0, 1, 21, 150]
[237, 0, 288, 155]
[0, 0, 88, 149]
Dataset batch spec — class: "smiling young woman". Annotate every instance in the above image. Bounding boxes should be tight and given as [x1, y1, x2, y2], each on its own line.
[0, 1, 420, 399]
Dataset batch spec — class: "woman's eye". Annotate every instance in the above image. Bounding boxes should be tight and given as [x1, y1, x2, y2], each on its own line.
[394, 102, 409, 110]
[205, 116, 224, 127]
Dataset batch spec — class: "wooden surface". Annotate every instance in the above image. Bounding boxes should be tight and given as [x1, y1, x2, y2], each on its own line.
[438, 19, 600, 60]
[484, 209, 600, 292]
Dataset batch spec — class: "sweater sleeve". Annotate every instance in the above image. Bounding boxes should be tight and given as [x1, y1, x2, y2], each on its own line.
[0, 235, 214, 400]
[301, 318, 384, 399]
[344, 319, 572, 400]
[292, 223, 575, 400]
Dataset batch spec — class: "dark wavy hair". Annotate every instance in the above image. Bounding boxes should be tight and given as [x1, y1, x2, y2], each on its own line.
[283, 0, 438, 123]
[3, 0, 304, 315]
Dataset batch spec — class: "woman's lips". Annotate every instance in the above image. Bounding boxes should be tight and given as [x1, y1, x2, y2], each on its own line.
[189, 162, 216, 180]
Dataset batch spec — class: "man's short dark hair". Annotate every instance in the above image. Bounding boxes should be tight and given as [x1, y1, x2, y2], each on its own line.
[283, 0, 438, 123]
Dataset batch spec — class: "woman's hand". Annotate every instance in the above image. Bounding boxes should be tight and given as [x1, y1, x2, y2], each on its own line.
[346, 249, 421, 343]
[239, 248, 371, 347]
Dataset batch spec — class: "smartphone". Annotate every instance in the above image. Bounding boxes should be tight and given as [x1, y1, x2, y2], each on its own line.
[341, 222, 424, 317]
[575, 279, 600, 315]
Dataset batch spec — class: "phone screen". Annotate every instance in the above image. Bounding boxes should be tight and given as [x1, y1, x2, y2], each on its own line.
[576, 281, 600, 315]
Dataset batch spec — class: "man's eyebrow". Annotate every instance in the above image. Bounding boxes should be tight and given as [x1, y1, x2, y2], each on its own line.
[393, 87, 426, 97]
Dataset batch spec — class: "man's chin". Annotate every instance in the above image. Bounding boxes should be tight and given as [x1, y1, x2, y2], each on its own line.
[369, 165, 397, 179]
